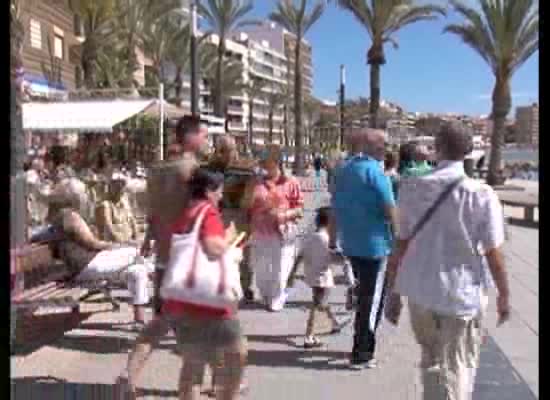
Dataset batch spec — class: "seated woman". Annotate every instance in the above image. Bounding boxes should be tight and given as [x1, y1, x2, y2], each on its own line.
[95, 173, 139, 244]
[47, 178, 153, 327]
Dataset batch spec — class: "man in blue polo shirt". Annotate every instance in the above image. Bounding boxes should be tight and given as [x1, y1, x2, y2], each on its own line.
[332, 128, 398, 370]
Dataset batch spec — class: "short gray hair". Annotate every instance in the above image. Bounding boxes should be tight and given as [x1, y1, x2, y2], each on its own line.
[49, 178, 89, 213]
[435, 121, 473, 161]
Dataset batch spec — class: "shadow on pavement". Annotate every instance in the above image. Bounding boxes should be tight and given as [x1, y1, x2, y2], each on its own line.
[11, 376, 179, 400]
[49, 331, 174, 355]
[12, 311, 93, 357]
[473, 336, 537, 400]
[246, 334, 303, 348]
[247, 349, 351, 371]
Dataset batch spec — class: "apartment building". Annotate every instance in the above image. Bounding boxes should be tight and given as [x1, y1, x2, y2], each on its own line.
[515, 103, 539, 145]
[19, 0, 82, 98]
[233, 32, 287, 144]
[240, 21, 313, 96]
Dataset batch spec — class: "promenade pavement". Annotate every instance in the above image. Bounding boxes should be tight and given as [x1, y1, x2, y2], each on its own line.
[11, 172, 538, 399]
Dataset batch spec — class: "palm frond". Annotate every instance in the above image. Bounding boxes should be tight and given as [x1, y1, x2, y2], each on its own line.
[303, 1, 326, 33]
[443, 24, 496, 72]
[384, 4, 446, 37]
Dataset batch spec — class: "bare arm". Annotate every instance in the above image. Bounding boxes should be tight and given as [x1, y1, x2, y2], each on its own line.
[384, 204, 399, 240]
[95, 203, 124, 243]
[485, 246, 511, 324]
[202, 236, 229, 259]
[63, 211, 113, 251]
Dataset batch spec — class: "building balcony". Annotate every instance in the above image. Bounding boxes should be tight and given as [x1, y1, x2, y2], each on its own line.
[228, 122, 246, 132]
[227, 105, 244, 115]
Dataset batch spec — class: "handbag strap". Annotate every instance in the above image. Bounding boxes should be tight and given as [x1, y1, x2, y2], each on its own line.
[189, 202, 213, 239]
[407, 176, 465, 242]
[184, 203, 227, 295]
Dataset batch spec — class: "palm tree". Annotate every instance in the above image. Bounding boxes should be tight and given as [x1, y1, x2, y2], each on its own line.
[269, 0, 325, 175]
[199, 0, 258, 117]
[244, 77, 268, 150]
[116, 0, 179, 89]
[444, 0, 538, 186]
[303, 95, 321, 148]
[140, 9, 189, 96]
[68, 0, 119, 88]
[95, 47, 129, 88]
[336, 0, 445, 129]
[265, 84, 287, 143]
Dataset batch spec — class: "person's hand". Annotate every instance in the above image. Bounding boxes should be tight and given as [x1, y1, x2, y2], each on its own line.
[497, 294, 511, 326]
[385, 293, 403, 326]
[225, 222, 238, 244]
[140, 239, 153, 257]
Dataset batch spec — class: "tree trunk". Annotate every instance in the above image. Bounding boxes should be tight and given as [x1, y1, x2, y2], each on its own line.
[369, 62, 381, 129]
[82, 43, 98, 89]
[294, 36, 304, 175]
[248, 100, 254, 151]
[487, 77, 512, 186]
[283, 104, 288, 146]
[174, 66, 183, 107]
[214, 40, 225, 117]
[268, 111, 274, 143]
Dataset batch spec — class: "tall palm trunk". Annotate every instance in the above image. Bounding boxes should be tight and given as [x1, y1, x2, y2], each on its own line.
[248, 100, 254, 151]
[293, 37, 304, 175]
[82, 44, 98, 89]
[174, 66, 183, 107]
[368, 43, 384, 129]
[369, 63, 381, 129]
[214, 40, 225, 117]
[487, 77, 512, 186]
[283, 104, 288, 146]
[268, 111, 274, 143]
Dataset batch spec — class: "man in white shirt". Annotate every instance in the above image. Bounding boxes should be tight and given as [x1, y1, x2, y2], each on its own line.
[385, 121, 511, 400]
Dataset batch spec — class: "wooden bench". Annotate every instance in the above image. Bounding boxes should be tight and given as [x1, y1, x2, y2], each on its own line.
[11, 244, 122, 345]
[497, 191, 538, 224]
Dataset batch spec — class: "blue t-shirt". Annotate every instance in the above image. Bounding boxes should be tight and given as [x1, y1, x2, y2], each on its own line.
[332, 155, 395, 258]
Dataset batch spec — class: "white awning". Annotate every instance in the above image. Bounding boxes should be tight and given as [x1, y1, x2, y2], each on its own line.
[22, 99, 156, 133]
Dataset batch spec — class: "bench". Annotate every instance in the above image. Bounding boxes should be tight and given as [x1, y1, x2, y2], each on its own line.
[11, 244, 123, 346]
[497, 191, 538, 224]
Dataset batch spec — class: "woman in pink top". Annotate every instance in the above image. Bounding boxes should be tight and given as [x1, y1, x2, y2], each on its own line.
[244, 146, 303, 312]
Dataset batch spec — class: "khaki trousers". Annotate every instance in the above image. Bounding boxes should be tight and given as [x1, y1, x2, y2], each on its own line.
[408, 302, 483, 400]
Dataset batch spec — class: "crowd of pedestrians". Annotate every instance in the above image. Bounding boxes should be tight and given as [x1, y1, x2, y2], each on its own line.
[105, 115, 512, 400]
[23, 119, 511, 400]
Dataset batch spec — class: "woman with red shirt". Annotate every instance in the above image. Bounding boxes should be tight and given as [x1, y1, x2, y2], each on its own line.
[244, 146, 304, 312]
[163, 169, 246, 400]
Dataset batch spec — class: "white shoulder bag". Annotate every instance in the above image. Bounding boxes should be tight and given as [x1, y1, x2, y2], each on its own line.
[160, 204, 243, 310]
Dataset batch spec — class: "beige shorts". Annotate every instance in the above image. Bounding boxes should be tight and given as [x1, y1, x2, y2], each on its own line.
[167, 314, 247, 384]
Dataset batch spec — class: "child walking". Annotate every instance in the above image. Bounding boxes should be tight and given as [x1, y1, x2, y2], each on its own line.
[300, 207, 345, 348]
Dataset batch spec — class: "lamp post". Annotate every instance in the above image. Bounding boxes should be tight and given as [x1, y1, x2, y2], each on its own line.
[339, 65, 345, 149]
[189, 0, 199, 116]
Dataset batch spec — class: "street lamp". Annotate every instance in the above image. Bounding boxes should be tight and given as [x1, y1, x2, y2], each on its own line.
[189, 0, 199, 116]
[339, 65, 345, 149]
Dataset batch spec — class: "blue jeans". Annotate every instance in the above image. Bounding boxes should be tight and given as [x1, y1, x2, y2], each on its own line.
[348, 256, 388, 362]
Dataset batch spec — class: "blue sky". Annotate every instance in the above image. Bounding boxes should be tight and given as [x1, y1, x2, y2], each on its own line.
[249, 1, 539, 117]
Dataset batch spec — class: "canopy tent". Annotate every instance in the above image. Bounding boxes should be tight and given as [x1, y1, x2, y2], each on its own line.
[22, 99, 156, 133]
[142, 100, 189, 119]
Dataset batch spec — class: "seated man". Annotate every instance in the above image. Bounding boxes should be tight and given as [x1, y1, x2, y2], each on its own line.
[95, 173, 139, 244]
[47, 178, 153, 327]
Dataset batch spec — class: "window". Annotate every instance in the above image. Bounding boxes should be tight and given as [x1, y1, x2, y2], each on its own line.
[30, 19, 42, 49]
[53, 27, 65, 59]
[54, 34, 64, 59]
